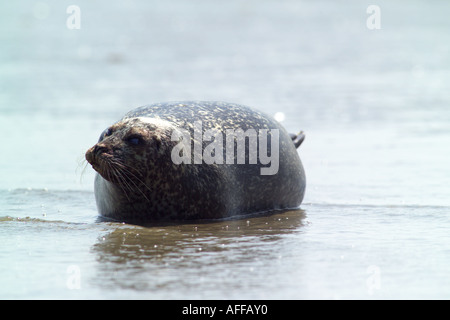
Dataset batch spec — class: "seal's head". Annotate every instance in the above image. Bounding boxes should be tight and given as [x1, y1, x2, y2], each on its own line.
[86, 117, 174, 181]
[85, 117, 184, 214]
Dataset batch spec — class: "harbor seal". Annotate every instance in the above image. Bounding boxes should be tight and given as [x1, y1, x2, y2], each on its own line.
[85, 101, 306, 222]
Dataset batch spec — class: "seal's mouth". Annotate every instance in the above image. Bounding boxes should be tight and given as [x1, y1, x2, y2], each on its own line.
[85, 145, 112, 179]
[85, 144, 151, 201]
[85, 144, 144, 187]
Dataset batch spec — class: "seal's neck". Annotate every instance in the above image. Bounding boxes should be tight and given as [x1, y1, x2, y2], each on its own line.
[94, 173, 126, 218]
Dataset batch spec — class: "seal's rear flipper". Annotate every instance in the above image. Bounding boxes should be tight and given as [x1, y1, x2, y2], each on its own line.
[290, 131, 305, 149]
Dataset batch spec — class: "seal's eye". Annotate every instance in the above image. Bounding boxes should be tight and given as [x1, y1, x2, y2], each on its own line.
[126, 135, 143, 146]
[99, 128, 113, 142]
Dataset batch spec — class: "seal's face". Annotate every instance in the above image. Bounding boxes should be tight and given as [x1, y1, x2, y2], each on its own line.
[85, 117, 174, 189]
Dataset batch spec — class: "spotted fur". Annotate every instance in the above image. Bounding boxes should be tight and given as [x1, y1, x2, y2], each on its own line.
[85, 101, 306, 222]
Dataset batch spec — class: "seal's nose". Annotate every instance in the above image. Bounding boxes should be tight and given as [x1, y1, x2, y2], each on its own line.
[85, 146, 94, 165]
[93, 144, 108, 155]
[85, 144, 108, 165]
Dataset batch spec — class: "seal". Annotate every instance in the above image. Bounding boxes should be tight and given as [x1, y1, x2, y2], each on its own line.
[85, 101, 306, 222]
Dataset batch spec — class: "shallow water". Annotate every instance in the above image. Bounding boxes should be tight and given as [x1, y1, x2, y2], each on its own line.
[1, 0, 450, 299]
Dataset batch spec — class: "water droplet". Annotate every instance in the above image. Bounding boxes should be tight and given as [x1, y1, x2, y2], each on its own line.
[274, 112, 285, 122]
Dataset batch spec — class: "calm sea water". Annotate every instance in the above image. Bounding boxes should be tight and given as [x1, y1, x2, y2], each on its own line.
[1, 0, 450, 299]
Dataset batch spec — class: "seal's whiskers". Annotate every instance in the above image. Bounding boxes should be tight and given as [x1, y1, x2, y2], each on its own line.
[109, 159, 151, 203]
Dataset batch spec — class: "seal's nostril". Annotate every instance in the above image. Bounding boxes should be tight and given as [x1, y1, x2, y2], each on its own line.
[94, 144, 108, 155]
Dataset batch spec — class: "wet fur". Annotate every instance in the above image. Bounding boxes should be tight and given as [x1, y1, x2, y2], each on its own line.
[85, 101, 306, 222]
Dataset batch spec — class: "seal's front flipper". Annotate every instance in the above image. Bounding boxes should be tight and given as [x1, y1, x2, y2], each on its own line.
[290, 131, 305, 149]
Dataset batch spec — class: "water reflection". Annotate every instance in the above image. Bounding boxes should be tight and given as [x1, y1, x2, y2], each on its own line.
[91, 209, 305, 294]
